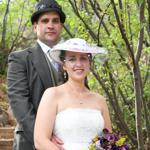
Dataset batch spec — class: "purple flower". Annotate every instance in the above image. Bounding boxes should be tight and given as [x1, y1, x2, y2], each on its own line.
[89, 128, 129, 150]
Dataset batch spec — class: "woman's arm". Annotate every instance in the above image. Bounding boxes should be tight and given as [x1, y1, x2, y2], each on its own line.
[34, 88, 60, 150]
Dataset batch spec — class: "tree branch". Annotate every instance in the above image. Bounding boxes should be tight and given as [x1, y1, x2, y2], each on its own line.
[68, 0, 97, 40]
[135, 2, 145, 63]
[110, 0, 135, 63]
[88, 0, 111, 43]
[0, 0, 11, 49]
[91, 66, 137, 145]
[63, 25, 75, 38]
[147, 0, 150, 34]
[8, 0, 28, 54]
[127, 4, 134, 48]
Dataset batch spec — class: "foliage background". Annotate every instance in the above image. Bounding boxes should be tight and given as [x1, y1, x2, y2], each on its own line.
[0, 0, 150, 149]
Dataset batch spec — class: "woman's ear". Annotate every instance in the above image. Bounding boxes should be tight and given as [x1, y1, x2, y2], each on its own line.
[63, 65, 66, 71]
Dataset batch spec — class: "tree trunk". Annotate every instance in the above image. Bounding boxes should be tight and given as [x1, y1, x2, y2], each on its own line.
[133, 63, 145, 150]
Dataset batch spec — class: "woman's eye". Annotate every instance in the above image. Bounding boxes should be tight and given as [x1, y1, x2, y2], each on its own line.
[68, 58, 76, 62]
[81, 56, 89, 61]
[65, 56, 89, 63]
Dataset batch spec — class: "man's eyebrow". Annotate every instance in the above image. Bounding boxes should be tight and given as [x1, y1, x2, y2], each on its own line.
[53, 17, 60, 19]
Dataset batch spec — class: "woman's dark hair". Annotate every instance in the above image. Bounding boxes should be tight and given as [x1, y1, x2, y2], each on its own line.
[59, 50, 91, 89]
[59, 50, 66, 62]
[59, 50, 68, 82]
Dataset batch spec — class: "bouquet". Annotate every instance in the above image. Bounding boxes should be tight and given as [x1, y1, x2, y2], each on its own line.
[89, 128, 129, 150]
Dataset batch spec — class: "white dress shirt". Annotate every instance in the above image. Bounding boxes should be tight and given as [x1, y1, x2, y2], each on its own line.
[37, 39, 53, 62]
[37, 39, 60, 71]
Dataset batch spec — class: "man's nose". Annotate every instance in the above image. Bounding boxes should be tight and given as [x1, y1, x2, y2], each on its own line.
[48, 21, 54, 28]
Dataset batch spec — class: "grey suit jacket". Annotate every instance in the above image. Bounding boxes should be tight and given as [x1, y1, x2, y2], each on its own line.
[7, 43, 62, 149]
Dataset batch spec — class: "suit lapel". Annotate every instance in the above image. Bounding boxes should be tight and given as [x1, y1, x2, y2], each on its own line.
[46, 58, 64, 85]
[29, 43, 53, 89]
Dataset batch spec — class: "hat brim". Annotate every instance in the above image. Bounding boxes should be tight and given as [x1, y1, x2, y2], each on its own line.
[31, 8, 66, 24]
[50, 45, 107, 64]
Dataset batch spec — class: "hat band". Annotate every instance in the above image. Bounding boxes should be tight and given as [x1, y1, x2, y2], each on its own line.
[36, 4, 62, 11]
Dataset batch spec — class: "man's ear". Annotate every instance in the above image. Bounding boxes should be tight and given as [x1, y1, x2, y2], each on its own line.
[33, 22, 37, 33]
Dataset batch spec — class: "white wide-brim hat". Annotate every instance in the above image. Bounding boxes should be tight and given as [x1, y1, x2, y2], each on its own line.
[50, 38, 107, 63]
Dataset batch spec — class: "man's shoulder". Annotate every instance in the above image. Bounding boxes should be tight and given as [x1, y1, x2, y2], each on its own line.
[11, 43, 40, 55]
[11, 48, 29, 56]
[8, 44, 41, 64]
[9, 43, 42, 59]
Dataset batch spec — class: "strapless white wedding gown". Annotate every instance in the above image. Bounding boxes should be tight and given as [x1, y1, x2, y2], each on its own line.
[53, 108, 104, 150]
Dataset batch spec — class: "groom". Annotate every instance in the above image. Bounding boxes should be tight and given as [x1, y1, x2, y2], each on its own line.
[7, 0, 66, 149]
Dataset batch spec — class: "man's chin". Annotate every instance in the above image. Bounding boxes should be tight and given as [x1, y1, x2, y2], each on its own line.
[45, 38, 59, 47]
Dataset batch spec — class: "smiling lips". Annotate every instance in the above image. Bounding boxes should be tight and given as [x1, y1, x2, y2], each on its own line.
[74, 69, 84, 74]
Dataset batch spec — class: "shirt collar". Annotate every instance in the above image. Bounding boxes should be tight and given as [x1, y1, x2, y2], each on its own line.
[37, 39, 51, 54]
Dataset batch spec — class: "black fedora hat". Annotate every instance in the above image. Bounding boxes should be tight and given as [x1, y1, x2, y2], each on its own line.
[31, 0, 66, 24]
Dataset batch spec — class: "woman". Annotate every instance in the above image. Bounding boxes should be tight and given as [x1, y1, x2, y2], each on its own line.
[34, 38, 112, 150]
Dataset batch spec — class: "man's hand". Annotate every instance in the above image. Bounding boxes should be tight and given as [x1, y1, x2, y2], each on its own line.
[51, 134, 65, 150]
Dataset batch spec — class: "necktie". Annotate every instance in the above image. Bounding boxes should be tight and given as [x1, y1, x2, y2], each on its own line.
[47, 50, 64, 85]
[47, 50, 61, 71]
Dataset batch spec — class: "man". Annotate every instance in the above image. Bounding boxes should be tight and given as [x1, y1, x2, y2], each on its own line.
[7, 0, 66, 149]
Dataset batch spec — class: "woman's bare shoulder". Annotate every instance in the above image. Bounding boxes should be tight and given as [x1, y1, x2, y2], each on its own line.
[44, 87, 58, 96]
[91, 91, 106, 102]
[45, 84, 64, 95]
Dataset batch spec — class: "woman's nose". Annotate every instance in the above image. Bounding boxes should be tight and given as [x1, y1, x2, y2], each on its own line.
[75, 59, 83, 66]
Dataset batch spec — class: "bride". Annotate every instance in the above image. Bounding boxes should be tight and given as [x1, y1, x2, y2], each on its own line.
[34, 38, 112, 150]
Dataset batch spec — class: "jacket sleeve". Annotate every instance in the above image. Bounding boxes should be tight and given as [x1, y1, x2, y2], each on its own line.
[7, 51, 35, 145]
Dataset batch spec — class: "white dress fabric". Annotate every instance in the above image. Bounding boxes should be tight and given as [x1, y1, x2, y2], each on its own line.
[53, 108, 104, 150]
